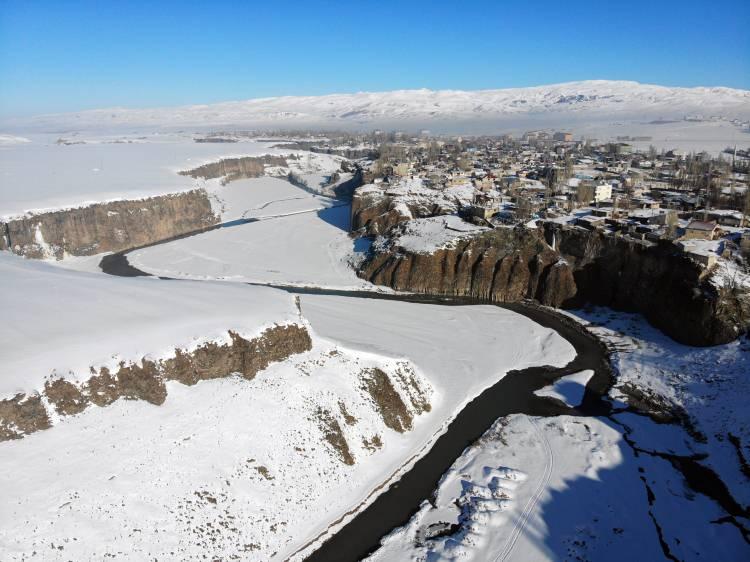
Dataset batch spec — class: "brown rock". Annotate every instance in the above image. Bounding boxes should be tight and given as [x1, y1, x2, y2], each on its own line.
[0, 393, 51, 441]
[85, 367, 120, 407]
[316, 407, 355, 465]
[361, 368, 413, 433]
[44, 378, 89, 416]
[3, 189, 218, 259]
[116, 359, 167, 405]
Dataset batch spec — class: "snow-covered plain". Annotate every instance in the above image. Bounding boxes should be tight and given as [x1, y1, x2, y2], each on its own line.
[370, 411, 749, 562]
[370, 414, 664, 562]
[0, 252, 300, 395]
[129, 197, 372, 289]
[0, 133, 344, 220]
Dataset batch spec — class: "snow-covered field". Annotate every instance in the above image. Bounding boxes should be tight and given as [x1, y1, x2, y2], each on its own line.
[374, 215, 489, 255]
[370, 414, 664, 562]
[370, 410, 748, 562]
[0, 253, 299, 395]
[0, 133, 345, 220]
[129, 198, 372, 289]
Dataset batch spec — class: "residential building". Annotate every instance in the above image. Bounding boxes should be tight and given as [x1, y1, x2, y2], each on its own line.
[683, 220, 720, 240]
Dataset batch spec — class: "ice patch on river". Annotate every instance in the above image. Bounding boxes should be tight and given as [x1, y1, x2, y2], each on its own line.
[534, 369, 594, 407]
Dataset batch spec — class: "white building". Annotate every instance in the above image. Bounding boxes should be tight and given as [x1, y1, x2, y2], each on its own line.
[594, 182, 612, 202]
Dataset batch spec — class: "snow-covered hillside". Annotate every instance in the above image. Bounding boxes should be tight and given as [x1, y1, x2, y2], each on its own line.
[6, 81, 749, 133]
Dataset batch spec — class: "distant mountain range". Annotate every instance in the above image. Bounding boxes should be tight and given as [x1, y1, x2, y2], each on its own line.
[7, 81, 750, 133]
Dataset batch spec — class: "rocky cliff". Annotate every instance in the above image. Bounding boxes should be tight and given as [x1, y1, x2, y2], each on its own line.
[180, 154, 291, 184]
[358, 222, 748, 346]
[0, 189, 218, 260]
[543, 223, 748, 346]
[359, 225, 577, 307]
[0, 324, 312, 441]
[351, 183, 464, 236]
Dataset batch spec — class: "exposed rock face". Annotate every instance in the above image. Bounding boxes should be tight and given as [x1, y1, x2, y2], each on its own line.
[351, 184, 467, 236]
[0, 394, 51, 441]
[180, 154, 290, 184]
[351, 190, 414, 236]
[0, 189, 218, 260]
[315, 407, 355, 465]
[1, 324, 312, 441]
[361, 368, 415, 433]
[358, 221, 748, 346]
[543, 223, 748, 346]
[359, 225, 577, 307]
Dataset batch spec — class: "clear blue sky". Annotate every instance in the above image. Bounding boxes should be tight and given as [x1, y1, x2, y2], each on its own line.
[1, 0, 748, 117]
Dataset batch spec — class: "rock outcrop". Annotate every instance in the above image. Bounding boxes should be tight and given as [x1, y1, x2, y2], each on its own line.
[180, 154, 291, 184]
[0, 189, 218, 260]
[351, 182, 470, 236]
[359, 224, 577, 307]
[358, 221, 748, 346]
[0, 324, 312, 441]
[543, 223, 748, 346]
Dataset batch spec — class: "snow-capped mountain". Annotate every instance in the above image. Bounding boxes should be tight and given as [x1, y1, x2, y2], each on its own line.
[7, 80, 750, 132]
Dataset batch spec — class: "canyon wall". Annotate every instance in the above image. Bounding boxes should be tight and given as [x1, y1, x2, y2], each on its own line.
[351, 187, 453, 236]
[359, 226, 577, 307]
[0, 324, 312, 442]
[0, 189, 218, 260]
[543, 223, 748, 346]
[358, 223, 748, 346]
[180, 154, 290, 184]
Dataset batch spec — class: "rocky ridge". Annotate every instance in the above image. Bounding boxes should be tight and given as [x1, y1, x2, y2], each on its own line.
[0, 189, 218, 259]
[357, 220, 749, 346]
[0, 324, 312, 441]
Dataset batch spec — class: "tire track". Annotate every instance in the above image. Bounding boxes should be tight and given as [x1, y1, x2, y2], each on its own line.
[495, 416, 554, 562]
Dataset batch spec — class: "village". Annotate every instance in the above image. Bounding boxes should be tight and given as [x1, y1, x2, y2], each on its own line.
[309, 129, 750, 274]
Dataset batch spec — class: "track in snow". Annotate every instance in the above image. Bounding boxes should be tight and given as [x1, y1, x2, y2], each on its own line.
[496, 416, 555, 562]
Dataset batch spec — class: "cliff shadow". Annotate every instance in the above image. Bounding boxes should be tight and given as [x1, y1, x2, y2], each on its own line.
[519, 413, 748, 562]
[317, 204, 351, 232]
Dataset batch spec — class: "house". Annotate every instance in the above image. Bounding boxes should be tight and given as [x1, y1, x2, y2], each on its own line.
[677, 241, 719, 267]
[594, 182, 613, 202]
[629, 208, 674, 226]
[683, 220, 720, 240]
[393, 162, 411, 177]
[575, 215, 606, 229]
[553, 132, 573, 142]
[702, 209, 745, 227]
[464, 193, 500, 220]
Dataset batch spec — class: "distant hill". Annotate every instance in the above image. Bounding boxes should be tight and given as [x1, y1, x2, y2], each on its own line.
[6, 80, 750, 133]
